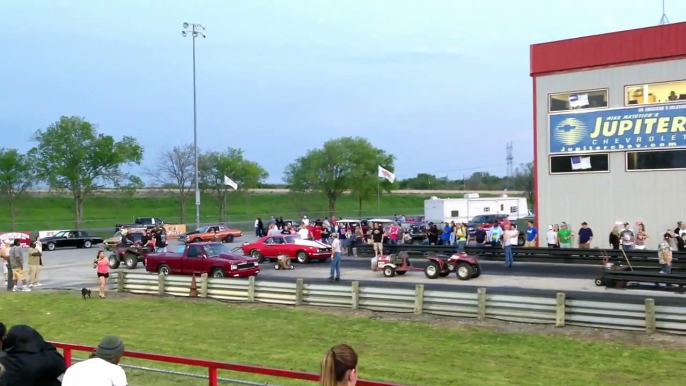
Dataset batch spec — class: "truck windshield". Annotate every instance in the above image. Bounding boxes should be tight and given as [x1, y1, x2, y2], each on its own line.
[202, 244, 231, 257]
[470, 215, 487, 223]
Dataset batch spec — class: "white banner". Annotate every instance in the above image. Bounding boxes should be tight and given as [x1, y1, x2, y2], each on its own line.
[378, 165, 396, 183]
[224, 175, 238, 190]
[38, 230, 68, 239]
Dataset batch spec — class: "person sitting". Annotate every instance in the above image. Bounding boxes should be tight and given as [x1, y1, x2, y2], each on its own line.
[0, 325, 66, 386]
[61, 335, 127, 386]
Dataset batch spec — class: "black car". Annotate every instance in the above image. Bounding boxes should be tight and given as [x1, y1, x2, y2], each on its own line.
[40, 230, 104, 251]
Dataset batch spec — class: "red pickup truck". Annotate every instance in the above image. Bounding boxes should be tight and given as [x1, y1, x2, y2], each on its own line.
[144, 242, 260, 278]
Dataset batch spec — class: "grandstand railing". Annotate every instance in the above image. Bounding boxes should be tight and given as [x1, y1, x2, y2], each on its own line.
[51, 342, 406, 386]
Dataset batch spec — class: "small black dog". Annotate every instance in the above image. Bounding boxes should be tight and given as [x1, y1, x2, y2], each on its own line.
[81, 288, 91, 300]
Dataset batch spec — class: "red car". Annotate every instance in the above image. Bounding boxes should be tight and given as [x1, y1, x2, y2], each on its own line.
[241, 235, 332, 264]
[144, 242, 259, 278]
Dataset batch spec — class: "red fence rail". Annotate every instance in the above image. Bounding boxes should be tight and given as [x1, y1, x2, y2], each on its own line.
[51, 342, 407, 386]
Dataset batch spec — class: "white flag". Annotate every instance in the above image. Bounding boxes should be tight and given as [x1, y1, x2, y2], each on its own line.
[223, 175, 238, 190]
[570, 156, 592, 170]
[377, 165, 396, 183]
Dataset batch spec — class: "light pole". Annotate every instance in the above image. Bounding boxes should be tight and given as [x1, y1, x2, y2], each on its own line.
[182, 22, 205, 229]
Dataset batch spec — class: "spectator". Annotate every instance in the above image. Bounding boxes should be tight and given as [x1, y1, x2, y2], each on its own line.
[27, 242, 43, 288]
[552, 224, 560, 248]
[328, 233, 341, 282]
[619, 222, 635, 250]
[267, 224, 280, 236]
[371, 224, 384, 257]
[545, 225, 557, 248]
[0, 325, 66, 386]
[609, 225, 620, 249]
[301, 215, 310, 227]
[455, 224, 467, 250]
[388, 223, 400, 245]
[254, 218, 261, 237]
[503, 224, 518, 267]
[427, 223, 439, 245]
[319, 344, 358, 386]
[9, 239, 29, 292]
[35, 236, 42, 253]
[557, 222, 573, 248]
[490, 222, 503, 247]
[658, 233, 673, 276]
[440, 223, 451, 246]
[1, 241, 9, 288]
[61, 335, 127, 386]
[524, 221, 538, 247]
[154, 229, 167, 253]
[93, 251, 109, 299]
[635, 222, 649, 250]
[0, 322, 7, 357]
[298, 226, 310, 240]
[321, 225, 331, 244]
[678, 231, 686, 252]
[474, 227, 487, 247]
[578, 222, 593, 248]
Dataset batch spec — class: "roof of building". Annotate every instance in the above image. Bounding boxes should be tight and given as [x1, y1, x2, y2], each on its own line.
[530, 21, 686, 76]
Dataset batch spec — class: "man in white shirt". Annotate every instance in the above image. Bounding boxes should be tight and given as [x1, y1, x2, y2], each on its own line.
[502, 224, 519, 267]
[298, 226, 310, 240]
[267, 224, 281, 236]
[301, 216, 310, 227]
[61, 335, 128, 386]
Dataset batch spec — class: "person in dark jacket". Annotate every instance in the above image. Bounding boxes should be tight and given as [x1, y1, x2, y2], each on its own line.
[0, 325, 66, 386]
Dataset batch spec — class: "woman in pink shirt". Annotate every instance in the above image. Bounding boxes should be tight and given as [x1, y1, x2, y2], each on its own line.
[92, 250, 109, 298]
[389, 223, 400, 245]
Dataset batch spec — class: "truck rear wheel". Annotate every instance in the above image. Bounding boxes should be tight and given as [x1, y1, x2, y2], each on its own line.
[108, 254, 120, 269]
[158, 264, 170, 275]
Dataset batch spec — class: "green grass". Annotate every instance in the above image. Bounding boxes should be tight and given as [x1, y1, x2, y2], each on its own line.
[0, 192, 451, 231]
[0, 293, 683, 386]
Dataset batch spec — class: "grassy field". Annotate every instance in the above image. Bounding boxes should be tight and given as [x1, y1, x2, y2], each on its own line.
[0, 293, 682, 386]
[0, 192, 454, 231]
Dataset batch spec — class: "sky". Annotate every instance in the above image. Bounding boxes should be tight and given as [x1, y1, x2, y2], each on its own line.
[0, 0, 681, 183]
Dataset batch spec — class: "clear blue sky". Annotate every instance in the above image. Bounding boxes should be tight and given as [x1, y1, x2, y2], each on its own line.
[0, 0, 679, 183]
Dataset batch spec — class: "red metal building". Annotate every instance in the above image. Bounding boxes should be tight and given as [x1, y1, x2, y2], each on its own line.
[530, 22, 686, 245]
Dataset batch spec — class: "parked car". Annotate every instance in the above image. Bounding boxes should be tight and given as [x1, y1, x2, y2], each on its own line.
[241, 235, 332, 264]
[115, 217, 165, 232]
[144, 242, 259, 278]
[466, 214, 510, 235]
[40, 231, 104, 251]
[104, 230, 145, 251]
[178, 225, 243, 244]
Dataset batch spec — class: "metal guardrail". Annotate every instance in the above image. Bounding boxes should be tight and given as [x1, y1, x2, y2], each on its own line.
[115, 272, 686, 335]
[352, 244, 686, 270]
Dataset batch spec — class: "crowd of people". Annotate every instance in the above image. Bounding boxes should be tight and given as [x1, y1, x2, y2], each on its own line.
[0, 322, 360, 386]
[2, 237, 44, 292]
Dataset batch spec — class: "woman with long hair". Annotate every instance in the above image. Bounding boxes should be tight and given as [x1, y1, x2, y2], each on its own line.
[635, 222, 649, 250]
[92, 250, 109, 299]
[609, 225, 620, 249]
[319, 344, 358, 386]
[553, 224, 560, 248]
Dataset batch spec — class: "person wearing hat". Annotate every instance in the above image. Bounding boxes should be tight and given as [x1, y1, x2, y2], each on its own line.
[658, 232, 674, 276]
[61, 335, 128, 385]
[545, 225, 557, 248]
[619, 222, 635, 251]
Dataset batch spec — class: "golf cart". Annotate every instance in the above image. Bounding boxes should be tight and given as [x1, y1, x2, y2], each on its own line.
[372, 251, 422, 277]
[424, 251, 482, 280]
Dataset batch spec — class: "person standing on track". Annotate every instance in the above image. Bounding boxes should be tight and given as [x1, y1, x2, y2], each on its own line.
[27, 242, 43, 288]
[371, 224, 384, 257]
[10, 239, 29, 292]
[93, 251, 109, 299]
[503, 224, 518, 268]
[1, 241, 9, 288]
[328, 233, 341, 282]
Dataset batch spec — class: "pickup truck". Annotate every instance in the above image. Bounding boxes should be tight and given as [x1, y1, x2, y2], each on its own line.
[144, 242, 260, 278]
[115, 217, 165, 232]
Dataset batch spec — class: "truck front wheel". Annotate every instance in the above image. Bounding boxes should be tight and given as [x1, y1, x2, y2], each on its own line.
[211, 268, 226, 278]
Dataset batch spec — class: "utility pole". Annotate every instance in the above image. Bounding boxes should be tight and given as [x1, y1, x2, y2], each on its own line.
[506, 142, 514, 189]
[182, 22, 206, 229]
[659, 0, 670, 25]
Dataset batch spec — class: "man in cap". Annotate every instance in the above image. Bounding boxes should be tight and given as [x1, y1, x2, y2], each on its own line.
[61, 335, 127, 386]
[658, 232, 674, 276]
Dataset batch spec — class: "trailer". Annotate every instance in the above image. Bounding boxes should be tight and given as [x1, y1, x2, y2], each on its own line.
[424, 194, 529, 224]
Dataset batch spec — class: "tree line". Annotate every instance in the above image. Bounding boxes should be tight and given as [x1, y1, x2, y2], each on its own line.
[0, 116, 532, 227]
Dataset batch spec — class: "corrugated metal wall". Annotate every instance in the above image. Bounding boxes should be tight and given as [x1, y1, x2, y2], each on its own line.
[531, 22, 686, 75]
[535, 60, 686, 247]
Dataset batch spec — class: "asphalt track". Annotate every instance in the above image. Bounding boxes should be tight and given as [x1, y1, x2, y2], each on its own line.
[18, 236, 684, 307]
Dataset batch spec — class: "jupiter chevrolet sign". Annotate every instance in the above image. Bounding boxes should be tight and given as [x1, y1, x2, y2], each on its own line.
[549, 104, 686, 154]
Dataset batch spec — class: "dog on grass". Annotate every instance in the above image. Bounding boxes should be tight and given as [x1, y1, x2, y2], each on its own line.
[81, 288, 91, 300]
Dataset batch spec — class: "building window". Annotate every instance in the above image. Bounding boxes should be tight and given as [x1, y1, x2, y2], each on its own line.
[549, 153, 610, 174]
[450, 210, 459, 217]
[549, 89, 608, 112]
[510, 206, 518, 214]
[500, 204, 504, 211]
[625, 80, 686, 106]
[626, 149, 686, 171]
[483, 207, 490, 213]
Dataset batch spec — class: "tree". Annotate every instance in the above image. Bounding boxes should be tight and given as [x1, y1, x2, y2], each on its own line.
[29, 116, 144, 228]
[284, 137, 396, 216]
[0, 149, 33, 230]
[513, 162, 534, 205]
[147, 144, 195, 223]
[199, 148, 268, 222]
